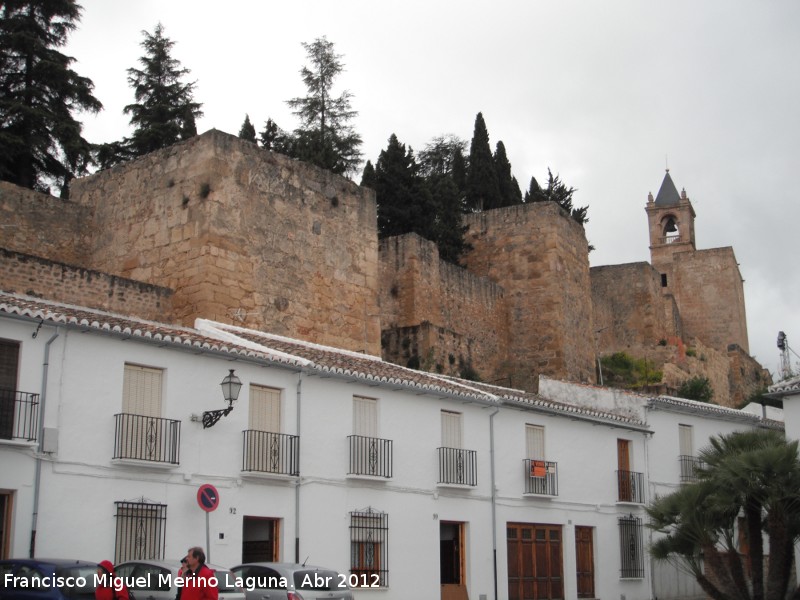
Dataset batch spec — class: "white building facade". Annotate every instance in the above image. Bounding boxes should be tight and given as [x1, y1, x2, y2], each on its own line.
[0, 292, 782, 600]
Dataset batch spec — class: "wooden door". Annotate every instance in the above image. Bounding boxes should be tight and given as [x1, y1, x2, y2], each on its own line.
[507, 523, 563, 600]
[574, 527, 594, 598]
[617, 439, 632, 501]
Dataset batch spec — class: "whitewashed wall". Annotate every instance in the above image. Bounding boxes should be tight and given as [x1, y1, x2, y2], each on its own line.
[2, 313, 780, 600]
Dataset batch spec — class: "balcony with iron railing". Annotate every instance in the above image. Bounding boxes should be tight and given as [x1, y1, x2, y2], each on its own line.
[348, 435, 393, 478]
[0, 389, 40, 442]
[437, 447, 477, 486]
[523, 459, 558, 496]
[113, 413, 181, 465]
[679, 455, 705, 483]
[242, 430, 299, 476]
[616, 469, 645, 503]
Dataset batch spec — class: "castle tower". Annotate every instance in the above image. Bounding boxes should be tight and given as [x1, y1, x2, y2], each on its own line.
[644, 169, 750, 355]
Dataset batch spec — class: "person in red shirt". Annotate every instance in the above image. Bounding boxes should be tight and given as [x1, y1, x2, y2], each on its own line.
[95, 560, 130, 600]
[180, 547, 218, 600]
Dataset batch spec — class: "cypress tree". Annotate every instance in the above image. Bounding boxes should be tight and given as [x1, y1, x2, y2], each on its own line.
[238, 114, 257, 143]
[494, 141, 521, 207]
[465, 112, 500, 211]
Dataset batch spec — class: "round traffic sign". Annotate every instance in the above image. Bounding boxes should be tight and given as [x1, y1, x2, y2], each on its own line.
[197, 484, 219, 512]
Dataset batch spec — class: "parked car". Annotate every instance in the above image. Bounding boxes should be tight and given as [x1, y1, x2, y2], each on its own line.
[0, 558, 100, 599]
[228, 563, 354, 600]
[113, 559, 244, 600]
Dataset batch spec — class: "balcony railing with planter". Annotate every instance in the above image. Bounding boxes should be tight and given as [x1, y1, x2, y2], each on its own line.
[113, 413, 180, 464]
[348, 435, 393, 478]
[679, 455, 705, 483]
[523, 459, 558, 496]
[616, 469, 645, 503]
[0, 389, 40, 442]
[242, 430, 299, 476]
[438, 447, 477, 486]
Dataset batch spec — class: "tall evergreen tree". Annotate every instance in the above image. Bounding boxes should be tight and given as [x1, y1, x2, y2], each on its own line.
[524, 176, 545, 203]
[360, 160, 376, 190]
[287, 37, 362, 177]
[0, 0, 102, 193]
[493, 141, 521, 207]
[465, 112, 500, 211]
[374, 134, 431, 239]
[238, 114, 256, 143]
[123, 23, 203, 158]
[535, 169, 589, 225]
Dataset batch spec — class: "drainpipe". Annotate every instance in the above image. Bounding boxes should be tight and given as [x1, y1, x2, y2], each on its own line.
[294, 372, 304, 563]
[30, 327, 60, 558]
[489, 406, 500, 600]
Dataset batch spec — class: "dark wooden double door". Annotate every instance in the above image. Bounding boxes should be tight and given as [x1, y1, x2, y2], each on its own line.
[507, 523, 594, 600]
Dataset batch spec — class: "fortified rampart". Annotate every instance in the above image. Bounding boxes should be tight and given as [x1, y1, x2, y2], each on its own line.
[591, 262, 683, 351]
[0, 248, 174, 322]
[0, 181, 89, 265]
[0, 131, 768, 403]
[379, 233, 508, 381]
[670, 247, 749, 354]
[462, 203, 596, 389]
[39, 130, 380, 355]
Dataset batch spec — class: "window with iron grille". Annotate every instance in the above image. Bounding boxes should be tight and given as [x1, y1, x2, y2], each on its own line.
[114, 500, 167, 563]
[618, 515, 645, 578]
[349, 508, 388, 588]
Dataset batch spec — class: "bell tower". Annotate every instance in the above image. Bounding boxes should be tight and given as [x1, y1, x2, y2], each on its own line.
[645, 170, 696, 285]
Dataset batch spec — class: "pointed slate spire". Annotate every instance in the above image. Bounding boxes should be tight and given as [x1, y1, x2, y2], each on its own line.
[654, 170, 681, 206]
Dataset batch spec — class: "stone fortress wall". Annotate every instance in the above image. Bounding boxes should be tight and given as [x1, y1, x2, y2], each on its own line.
[0, 130, 768, 404]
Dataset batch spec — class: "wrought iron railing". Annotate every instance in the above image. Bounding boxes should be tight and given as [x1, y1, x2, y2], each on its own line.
[437, 447, 477, 486]
[0, 389, 39, 441]
[616, 470, 645, 503]
[242, 430, 299, 476]
[348, 435, 393, 478]
[679, 455, 705, 483]
[113, 413, 180, 464]
[523, 459, 558, 496]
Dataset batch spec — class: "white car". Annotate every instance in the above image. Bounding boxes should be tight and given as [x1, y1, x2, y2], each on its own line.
[114, 559, 245, 600]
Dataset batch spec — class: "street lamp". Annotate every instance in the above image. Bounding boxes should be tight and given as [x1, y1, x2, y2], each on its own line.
[202, 369, 242, 428]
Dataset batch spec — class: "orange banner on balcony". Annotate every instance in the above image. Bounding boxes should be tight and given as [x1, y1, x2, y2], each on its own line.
[531, 460, 546, 478]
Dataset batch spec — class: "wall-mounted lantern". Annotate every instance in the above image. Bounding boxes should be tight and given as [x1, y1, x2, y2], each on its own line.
[201, 369, 242, 428]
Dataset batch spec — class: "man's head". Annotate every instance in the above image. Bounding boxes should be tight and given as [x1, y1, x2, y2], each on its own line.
[185, 546, 205, 570]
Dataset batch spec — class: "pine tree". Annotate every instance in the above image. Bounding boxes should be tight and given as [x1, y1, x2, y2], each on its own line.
[123, 23, 203, 158]
[287, 37, 362, 177]
[465, 112, 500, 211]
[0, 0, 102, 193]
[238, 114, 256, 143]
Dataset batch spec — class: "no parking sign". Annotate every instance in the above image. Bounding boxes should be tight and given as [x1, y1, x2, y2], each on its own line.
[197, 483, 219, 512]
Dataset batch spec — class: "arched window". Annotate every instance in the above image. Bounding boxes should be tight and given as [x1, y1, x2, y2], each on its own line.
[661, 215, 680, 244]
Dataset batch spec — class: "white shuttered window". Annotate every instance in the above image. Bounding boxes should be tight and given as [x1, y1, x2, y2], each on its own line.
[249, 385, 281, 432]
[353, 396, 377, 437]
[441, 410, 463, 449]
[526, 424, 545, 459]
[679, 424, 693, 456]
[122, 364, 163, 416]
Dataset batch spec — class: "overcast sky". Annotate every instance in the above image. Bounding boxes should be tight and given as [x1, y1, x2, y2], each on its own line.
[63, 0, 800, 378]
